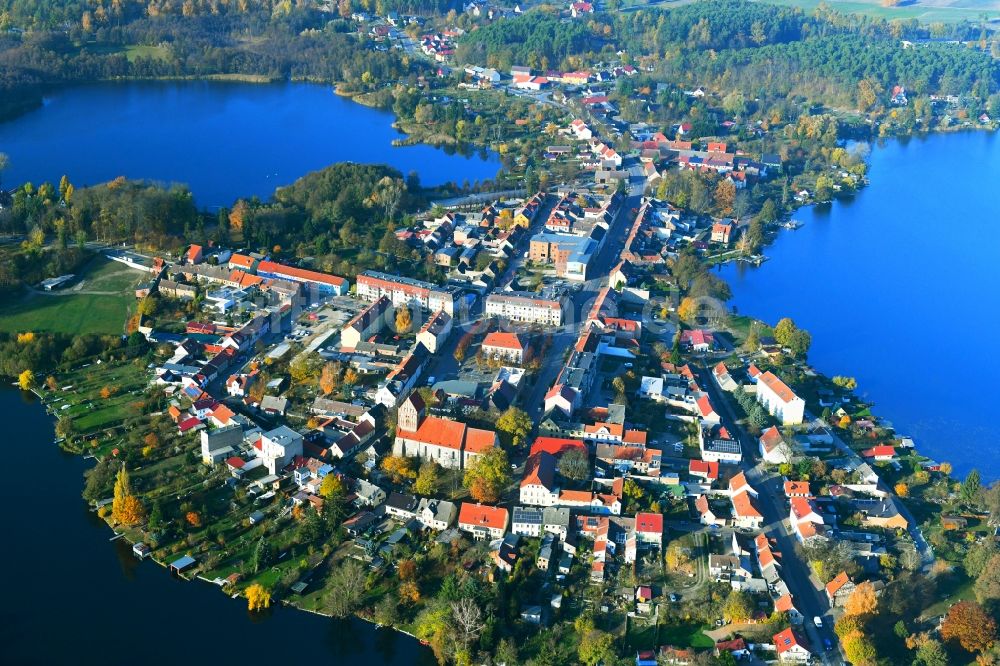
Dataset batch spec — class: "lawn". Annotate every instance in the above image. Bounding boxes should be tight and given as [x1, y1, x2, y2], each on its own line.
[0, 257, 138, 335]
[759, 0, 1000, 23]
[124, 44, 171, 62]
[0, 291, 129, 335]
[642, 620, 715, 649]
[923, 570, 976, 618]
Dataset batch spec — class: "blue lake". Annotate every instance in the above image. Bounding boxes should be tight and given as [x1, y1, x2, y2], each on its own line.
[0, 81, 500, 208]
[719, 130, 1000, 481]
[0, 387, 434, 665]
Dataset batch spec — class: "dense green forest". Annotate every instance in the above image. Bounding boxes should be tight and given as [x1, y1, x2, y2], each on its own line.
[456, 0, 1000, 113]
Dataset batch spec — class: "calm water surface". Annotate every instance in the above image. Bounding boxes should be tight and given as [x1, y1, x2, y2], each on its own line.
[0, 387, 432, 665]
[719, 130, 1000, 480]
[0, 81, 500, 208]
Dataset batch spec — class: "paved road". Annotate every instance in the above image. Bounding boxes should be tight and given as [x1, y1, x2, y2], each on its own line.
[696, 365, 845, 665]
[522, 160, 647, 426]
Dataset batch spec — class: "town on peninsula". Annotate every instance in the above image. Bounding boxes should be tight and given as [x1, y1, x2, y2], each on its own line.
[2, 1, 1000, 665]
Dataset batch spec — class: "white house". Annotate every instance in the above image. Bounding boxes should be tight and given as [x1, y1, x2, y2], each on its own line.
[520, 452, 559, 506]
[756, 371, 805, 425]
[774, 628, 812, 663]
[416, 498, 457, 531]
[257, 425, 303, 475]
[759, 426, 792, 464]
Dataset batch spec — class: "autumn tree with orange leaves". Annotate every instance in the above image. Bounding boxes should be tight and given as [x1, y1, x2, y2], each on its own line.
[112, 465, 145, 526]
[941, 601, 997, 654]
[844, 581, 878, 617]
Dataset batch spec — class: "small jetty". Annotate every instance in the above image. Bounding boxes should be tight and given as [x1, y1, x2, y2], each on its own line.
[782, 219, 803, 230]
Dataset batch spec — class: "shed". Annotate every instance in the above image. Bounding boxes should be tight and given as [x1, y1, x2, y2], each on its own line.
[169, 555, 196, 574]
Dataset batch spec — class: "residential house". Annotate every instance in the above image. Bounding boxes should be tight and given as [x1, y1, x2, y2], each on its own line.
[357, 271, 458, 315]
[385, 491, 419, 520]
[855, 497, 909, 530]
[257, 426, 303, 475]
[543, 506, 572, 540]
[458, 503, 509, 540]
[355, 479, 386, 507]
[481, 331, 525, 364]
[759, 426, 792, 464]
[699, 423, 741, 463]
[200, 424, 243, 465]
[862, 445, 896, 462]
[416, 310, 453, 354]
[680, 329, 715, 352]
[686, 458, 720, 485]
[485, 291, 566, 326]
[711, 220, 735, 244]
[416, 498, 458, 531]
[520, 452, 559, 506]
[773, 627, 812, 663]
[512, 506, 545, 537]
[729, 472, 763, 530]
[696, 494, 726, 527]
[789, 497, 826, 542]
[635, 512, 663, 548]
[340, 296, 392, 349]
[756, 371, 805, 426]
[826, 572, 856, 607]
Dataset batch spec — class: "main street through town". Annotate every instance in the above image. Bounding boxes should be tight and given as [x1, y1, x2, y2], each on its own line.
[697, 365, 845, 665]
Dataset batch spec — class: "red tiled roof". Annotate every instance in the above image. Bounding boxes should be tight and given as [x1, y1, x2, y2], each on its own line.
[211, 404, 236, 424]
[758, 371, 799, 404]
[790, 497, 819, 521]
[256, 260, 347, 288]
[458, 503, 508, 531]
[826, 571, 851, 597]
[623, 430, 647, 445]
[530, 437, 587, 457]
[862, 445, 896, 458]
[760, 426, 784, 452]
[635, 512, 663, 534]
[177, 416, 202, 432]
[729, 471, 750, 494]
[396, 415, 466, 450]
[228, 253, 255, 269]
[482, 331, 523, 350]
[732, 490, 761, 518]
[774, 627, 809, 655]
[689, 459, 719, 480]
[463, 427, 496, 454]
[784, 480, 811, 496]
[696, 395, 716, 418]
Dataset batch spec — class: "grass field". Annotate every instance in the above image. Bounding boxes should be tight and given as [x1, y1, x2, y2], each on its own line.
[759, 0, 1000, 24]
[0, 256, 139, 336]
[124, 44, 171, 62]
[627, 620, 715, 650]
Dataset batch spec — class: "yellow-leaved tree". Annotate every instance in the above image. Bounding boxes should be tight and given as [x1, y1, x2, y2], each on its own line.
[246, 583, 271, 612]
[17, 369, 35, 391]
[112, 465, 145, 526]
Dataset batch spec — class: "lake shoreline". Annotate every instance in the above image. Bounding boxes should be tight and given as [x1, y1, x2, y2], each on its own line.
[719, 128, 1000, 480]
[0, 80, 501, 208]
[24, 384, 433, 660]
